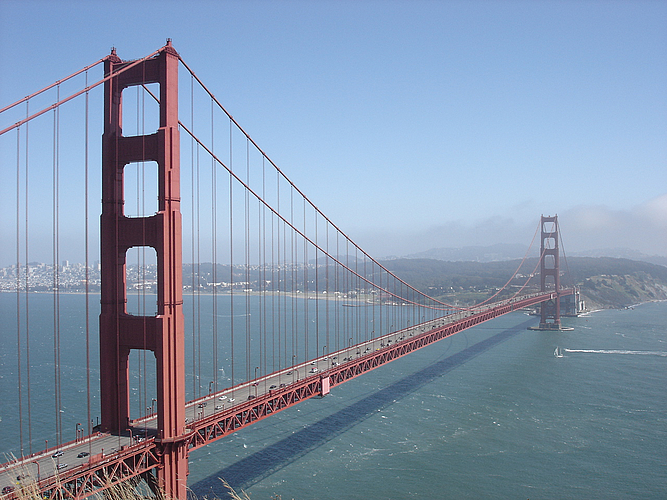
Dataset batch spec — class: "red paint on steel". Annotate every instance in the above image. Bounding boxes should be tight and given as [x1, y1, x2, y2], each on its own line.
[539, 215, 562, 329]
[99, 40, 187, 499]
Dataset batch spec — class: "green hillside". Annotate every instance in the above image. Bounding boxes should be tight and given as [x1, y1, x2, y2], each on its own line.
[380, 257, 667, 309]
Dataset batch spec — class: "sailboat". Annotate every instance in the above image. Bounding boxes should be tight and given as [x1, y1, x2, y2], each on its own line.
[554, 347, 564, 358]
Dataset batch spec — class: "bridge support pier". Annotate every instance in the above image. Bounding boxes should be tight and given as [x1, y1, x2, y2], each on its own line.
[100, 40, 188, 499]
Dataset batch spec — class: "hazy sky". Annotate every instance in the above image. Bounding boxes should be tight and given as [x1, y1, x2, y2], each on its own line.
[1, 0, 665, 263]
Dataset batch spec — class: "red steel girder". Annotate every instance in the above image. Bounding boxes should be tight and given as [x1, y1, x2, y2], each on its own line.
[186, 377, 323, 450]
[24, 442, 160, 500]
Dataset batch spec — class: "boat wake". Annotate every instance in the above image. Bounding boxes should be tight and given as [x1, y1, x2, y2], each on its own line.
[564, 349, 667, 357]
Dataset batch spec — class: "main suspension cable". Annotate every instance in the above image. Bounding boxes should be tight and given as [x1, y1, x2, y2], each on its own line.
[177, 55, 544, 313]
[0, 50, 160, 137]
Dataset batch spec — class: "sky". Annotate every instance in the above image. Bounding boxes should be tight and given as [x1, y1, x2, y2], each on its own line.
[1, 0, 666, 264]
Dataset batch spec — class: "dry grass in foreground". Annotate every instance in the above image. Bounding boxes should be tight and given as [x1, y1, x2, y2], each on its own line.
[4, 467, 285, 500]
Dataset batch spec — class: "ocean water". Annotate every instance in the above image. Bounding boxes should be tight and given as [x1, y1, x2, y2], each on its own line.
[1, 296, 666, 499]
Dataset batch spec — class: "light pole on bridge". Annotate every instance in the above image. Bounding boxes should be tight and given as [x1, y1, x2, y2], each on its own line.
[254, 367, 260, 396]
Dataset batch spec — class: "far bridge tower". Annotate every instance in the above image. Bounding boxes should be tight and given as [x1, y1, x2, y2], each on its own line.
[529, 215, 573, 331]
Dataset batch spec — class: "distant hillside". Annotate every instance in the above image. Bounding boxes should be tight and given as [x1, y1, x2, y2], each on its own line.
[403, 243, 529, 262]
[570, 248, 667, 267]
[380, 256, 667, 309]
[399, 244, 667, 267]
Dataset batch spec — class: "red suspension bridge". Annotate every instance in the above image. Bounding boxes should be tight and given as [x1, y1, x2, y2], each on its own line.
[0, 41, 574, 500]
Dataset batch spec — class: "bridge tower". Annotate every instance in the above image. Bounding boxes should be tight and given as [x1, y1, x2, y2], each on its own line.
[537, 215, 562, 330]
[100, 41, 187, 499]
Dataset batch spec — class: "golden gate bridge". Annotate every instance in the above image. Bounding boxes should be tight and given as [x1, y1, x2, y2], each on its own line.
[0, 41, 574, 500]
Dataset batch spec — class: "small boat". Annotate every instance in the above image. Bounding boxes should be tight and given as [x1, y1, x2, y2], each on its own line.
[554, 347, 563, 358]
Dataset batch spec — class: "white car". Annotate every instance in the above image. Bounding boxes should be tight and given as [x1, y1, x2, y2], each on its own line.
[218, 395, 227, 401]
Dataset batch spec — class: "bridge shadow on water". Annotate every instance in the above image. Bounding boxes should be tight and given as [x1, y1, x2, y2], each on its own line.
[190, 317, 536, 496]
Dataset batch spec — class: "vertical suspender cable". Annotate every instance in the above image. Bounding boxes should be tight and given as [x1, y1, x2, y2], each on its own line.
[315, 210, 319, 359]
[135, 86, 144, 419]
[371, 259, 375, 343]
[261, 157, 266, 378]
[335, 231, 339, 352]
[363, 253, 367, 342]
[229, 117, 235, 396]
[190, 75, 197, 399]
[57, 88, 63, 446]
[141, 75, 150, 425]
[16, 126, 24, 457]
[284, 198, 288, 371]
[24, 101, 33, 455]
[211, 98, 218, 394]
[291, 187, 296, 367]
[84, 70, 92, 449]
[345, 239, 349, 348]
[559, 226, 571, 289]
[52, 85, 62, 447]
[140, 83, 147, 420]
[275, 170, 280, 373]
[271, 166, 276, 375]
[303, 198, 308, 362]
[196, 127, 201, 398]
[245, 138, 250, 382]
[325, 220, 329, 357]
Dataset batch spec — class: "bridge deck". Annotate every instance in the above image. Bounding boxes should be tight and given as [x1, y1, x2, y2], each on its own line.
[0, 290, 572, 499]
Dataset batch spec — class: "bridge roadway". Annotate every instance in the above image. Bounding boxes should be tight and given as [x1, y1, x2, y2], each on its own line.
[0, 290, 570, 499]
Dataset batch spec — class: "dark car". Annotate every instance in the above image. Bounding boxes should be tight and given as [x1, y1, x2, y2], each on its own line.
[77, 451, 90, 458]
[3, 486, 15, 495]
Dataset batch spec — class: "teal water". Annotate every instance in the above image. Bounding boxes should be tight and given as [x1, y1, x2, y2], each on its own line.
[1, 296, 666, 498]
